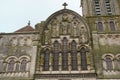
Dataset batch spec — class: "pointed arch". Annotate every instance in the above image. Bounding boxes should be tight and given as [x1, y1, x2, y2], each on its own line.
[80, 47, 87, 70]
[71, 40, 78, 70]
[62, 37, 68, 70]
[53, 40, 59, 71]
[43, 49, 50, 71]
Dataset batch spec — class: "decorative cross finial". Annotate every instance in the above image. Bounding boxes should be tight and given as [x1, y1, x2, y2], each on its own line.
[28, 20, 30, 26]
[62, 2, 68, 9]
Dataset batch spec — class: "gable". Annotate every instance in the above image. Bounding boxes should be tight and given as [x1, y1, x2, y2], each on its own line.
[42, 9, 90, 44]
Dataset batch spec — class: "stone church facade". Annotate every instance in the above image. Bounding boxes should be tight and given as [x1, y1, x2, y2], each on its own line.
[0, 0, 120, 80]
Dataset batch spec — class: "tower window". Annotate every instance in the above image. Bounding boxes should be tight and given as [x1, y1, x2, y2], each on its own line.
[109, 21, 116, 31]
[97, 22, 104, 32]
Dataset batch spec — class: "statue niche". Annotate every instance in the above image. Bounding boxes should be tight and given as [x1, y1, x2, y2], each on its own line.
[79, 25, 88, 43]
[60, 13, 71, 35]
[72, 17, 80, 36]
[50, 18, 59, 37]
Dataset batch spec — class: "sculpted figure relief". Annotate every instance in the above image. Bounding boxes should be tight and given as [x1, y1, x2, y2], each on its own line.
[80, 25, 88, 43]
[47, 14, 88, 42]
[72, 17, 80, 36]
[61, 13, 70, 34]
[61, 22, 68, 34]
[51, 18, 59, 37]
[45, 30, 49, 43]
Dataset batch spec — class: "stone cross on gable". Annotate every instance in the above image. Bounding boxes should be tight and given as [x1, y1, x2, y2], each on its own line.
[62, 2, 68, 9]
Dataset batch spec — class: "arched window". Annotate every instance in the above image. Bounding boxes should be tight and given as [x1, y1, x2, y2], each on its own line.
[62, 37, 68, 70]
[105, 56, 113, 70]
[20, 59, 27, 72]
[7, 59, 15, 72]
[43, 49, 50, 71]
[53, 41, 59, 71]
[71, 40, 78, 70]
[80, 47, 87, 70]
[109, 21, 115, 31]
[97, 22, 104, 32]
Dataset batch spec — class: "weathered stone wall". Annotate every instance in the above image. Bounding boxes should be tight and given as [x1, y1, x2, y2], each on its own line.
[92, 33, 120, 79]
[0, 33, 38, 79]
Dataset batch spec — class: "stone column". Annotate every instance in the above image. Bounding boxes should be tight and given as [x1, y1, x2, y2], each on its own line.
[87, 52, 91, 70]
[59, 53, 62, 71]
[77, 53, 81, 71]
[49, 53, 53, 72]
[68, 53, 71, 71]
[40, 54, 44, 71]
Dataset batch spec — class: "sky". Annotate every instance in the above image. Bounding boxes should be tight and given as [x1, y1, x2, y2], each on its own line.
[0, 0, 82, 33]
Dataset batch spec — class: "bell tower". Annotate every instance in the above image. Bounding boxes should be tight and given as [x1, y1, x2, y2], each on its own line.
[81, 0, 120, 16]
[81, 0, 120, 79]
